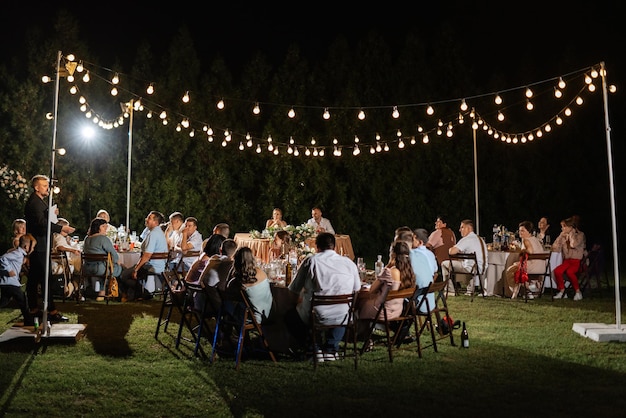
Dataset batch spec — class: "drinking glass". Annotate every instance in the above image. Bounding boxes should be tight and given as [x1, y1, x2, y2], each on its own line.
[357, 257, 366, 272]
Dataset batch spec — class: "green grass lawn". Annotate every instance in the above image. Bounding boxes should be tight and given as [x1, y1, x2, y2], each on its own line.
[1, 286, 626, 418]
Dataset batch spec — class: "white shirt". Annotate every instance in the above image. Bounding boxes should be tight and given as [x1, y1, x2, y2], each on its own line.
[289, 249, 360, 324]
[307, 217, 335, 235]
[454, 231, 488, 274]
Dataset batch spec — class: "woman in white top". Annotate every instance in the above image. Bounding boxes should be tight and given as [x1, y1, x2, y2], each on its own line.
[506, 221, 547, 299]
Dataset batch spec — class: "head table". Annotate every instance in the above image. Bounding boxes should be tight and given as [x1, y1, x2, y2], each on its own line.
[233, 233, 355, 264]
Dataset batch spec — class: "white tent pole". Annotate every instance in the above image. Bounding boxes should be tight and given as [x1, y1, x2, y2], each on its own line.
[473, 126, 480, 235]
[600, 61, 621, 328]
[126, 99, 134, 231]
[42, 50, 63, 337]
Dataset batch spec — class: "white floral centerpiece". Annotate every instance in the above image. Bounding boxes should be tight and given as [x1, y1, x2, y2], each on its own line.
[0, 165, 29, 201]
[249, 223, 317, 258]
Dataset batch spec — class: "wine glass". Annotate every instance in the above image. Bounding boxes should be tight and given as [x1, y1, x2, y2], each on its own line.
[357, 257, 366, 272]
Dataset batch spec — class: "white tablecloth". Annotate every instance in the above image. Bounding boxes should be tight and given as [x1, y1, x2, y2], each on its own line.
[118, 251, 141, 268]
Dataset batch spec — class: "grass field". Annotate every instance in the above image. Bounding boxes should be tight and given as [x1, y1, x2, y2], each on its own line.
[1, 284, 626, 417]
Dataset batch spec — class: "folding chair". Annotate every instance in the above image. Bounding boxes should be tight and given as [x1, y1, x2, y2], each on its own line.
[175, 281, 219, 358]
[447, 252, 486, 301]
[414, 283, 439, 356]
[50, 252, 72, 302]
[423, 280, 456, 347]
[175, 250, 201, 278]
[79, 253, 114, 303]
[359, 287, 419, 362]
[141, 252, 171, 299]
[519, 252, 551, 302]
[155, 270, 186, 339]
[211, 288, 277, 370]
[310, 291, 358, 369]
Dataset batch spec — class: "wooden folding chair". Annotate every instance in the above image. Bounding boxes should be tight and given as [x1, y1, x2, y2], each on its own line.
[142, 252, 171, 299]
[175, 281, 219, 358]
[50, 252, 73, 302]
[416, 280, 455, 352]
[155, 270, 186, 339]
[519, 252, 552, 302]
[447, 252, 485, 301]
[359, 286, 419, 362]
[309, 292, 358, 369]
[211, 288, 277, 370]
[175, 250, 201, 278]
[79, 253, 114, 303]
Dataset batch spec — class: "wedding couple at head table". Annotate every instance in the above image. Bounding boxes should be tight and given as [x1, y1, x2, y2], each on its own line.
[266, 206, 336, 235]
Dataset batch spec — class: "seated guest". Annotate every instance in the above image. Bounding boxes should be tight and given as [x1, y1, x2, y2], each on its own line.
[551, 217, 586, 301]
[11, 218, 26, 249]
[307, 206, 335, 235]
[82, 218, 124, 300]
[440, 219, 488, 295]
[536, 217, 553, 245]
[119, 211, 168, 301]
[426, 215, 457, 267]
[356, 240, 415, 339]
[96, 209, 118, 236]
[51, 218, 81, 275]
[212, 223, 230, 238]
[226, 246, 274, 324]
[176, 217, 203, 272]
[285, 232, 360, 359]
[185, 234, 226, 285]
[165, 211, 184, 269]
[505, 221, 547, 299]
[269, 230, 291, 261]
[413, 228, 438, 277]
[393, 226, 412, 241]
[266, 207, 287, 229]
[0, 234, 37, 324]
[397, 230, 436, 312]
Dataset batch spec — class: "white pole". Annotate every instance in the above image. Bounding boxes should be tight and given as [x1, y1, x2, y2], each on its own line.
[42, 50, 62, 337]
[126, 100, 134, 231]
[472, 126, 480, 236]
[600, 62, 621, 328]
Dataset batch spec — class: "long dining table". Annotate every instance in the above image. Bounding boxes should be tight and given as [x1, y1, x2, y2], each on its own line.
[233, 232, 355, 263]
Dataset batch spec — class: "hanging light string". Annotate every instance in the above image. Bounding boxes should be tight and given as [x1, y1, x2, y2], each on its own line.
[45, 54, 614, 157]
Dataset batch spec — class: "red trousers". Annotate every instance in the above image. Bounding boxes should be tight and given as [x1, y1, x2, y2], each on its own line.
[553, 258, 581, 291]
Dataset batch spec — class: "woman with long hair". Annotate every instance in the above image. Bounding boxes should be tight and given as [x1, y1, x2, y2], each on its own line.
[226, 247, 273, 323]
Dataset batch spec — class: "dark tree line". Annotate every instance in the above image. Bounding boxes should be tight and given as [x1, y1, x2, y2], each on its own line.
[0, 10, 622, 266]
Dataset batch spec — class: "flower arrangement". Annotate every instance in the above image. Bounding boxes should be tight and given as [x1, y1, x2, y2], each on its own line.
[250, 223, 316, 247]
[0, 165, 29, 201]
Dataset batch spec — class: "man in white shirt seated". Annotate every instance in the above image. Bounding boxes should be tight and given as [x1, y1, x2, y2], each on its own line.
[441, 219, 488, 295]
[285, 232, 360, 360]
[306, 207, 335, 235]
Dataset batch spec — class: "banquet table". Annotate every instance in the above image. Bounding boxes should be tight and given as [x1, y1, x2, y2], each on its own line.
[233, 233, 355, 263]
[485, 249, 562, 296]
[117, 250, 141, 268]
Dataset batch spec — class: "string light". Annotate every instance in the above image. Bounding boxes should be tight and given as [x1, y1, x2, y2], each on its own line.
[58, 56, 605, 154]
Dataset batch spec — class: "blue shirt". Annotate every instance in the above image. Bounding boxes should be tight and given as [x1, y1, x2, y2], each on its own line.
[0, 247, 27, 287]
[410, 248, 435, 312]
[142, 226, 169, 273]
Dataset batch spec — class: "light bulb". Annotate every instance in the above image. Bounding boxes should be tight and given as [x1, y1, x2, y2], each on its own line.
[253, 103, 260, 115]
[558, 77, 566, 89]
[323, 108, 330, 120]
[82, 71, 90, 82]
[494, 94, 503, 105]
[182, 91, 190, 103]
[217, 99, 225, 109]
[497, 111, 504, 121]
[146, 84, 154, 95]
[392, 106, 399, 118]
[525, 87, 533, 98]
[112, 73, 119, 85]
[288, 108, 296, 118]
[426, 105, 434, 115]
[460, 99, 468, 111]
[358, 110, 366, 120]
[554, 88, 562, 98]
[526, 100, 534, 110]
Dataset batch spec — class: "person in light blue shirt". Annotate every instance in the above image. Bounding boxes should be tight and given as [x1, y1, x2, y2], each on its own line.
[413, 228, 438, 277]
[397, 230, 435, 312]
[0, 234, 37, 325]
[119, 211, 169, 301]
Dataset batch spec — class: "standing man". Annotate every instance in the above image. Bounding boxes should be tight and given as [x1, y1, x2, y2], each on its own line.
[441, 219, 488, 295]
[285, 232, 360, 360]
[119, 211, 168, 301]
[24, 174, 75, 322]
[307, 206, 335, 234]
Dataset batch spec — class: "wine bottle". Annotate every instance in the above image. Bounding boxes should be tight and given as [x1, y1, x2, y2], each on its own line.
[285, 262, 292, 286]
[375, 255, 384, 276]
[461, 321, 469, 348]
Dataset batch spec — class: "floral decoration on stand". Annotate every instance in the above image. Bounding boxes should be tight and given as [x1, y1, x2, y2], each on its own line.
[250, 223, 317, 260]
[0, 165, 29, 201]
